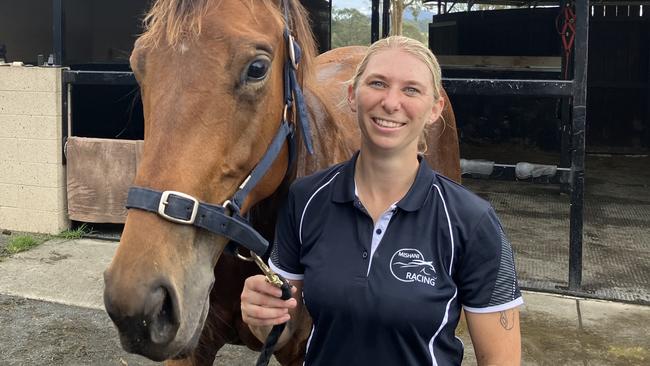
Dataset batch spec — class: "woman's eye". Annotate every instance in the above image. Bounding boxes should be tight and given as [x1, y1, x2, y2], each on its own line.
[369, 80, 385, 88]
[404, 87, 419, 95]
[246, 59, 270, 81]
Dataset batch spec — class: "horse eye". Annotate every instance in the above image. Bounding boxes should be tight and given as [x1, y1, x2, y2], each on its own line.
[246, 59, 270, 81]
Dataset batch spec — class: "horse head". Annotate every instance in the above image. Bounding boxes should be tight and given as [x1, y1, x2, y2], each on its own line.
[103, 0, 316, 361]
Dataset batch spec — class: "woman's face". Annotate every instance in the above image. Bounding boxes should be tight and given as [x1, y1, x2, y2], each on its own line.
[348, 48, 444, 156]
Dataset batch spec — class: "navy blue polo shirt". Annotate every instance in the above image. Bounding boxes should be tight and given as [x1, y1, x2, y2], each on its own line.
[269, 152, 523, 365]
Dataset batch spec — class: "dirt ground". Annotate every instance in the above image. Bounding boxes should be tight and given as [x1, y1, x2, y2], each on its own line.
[0, 294, 273, 366]
[0, 231, 276, 366]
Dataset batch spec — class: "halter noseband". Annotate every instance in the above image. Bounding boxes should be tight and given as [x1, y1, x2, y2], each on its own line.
[125, 0, 313, 259]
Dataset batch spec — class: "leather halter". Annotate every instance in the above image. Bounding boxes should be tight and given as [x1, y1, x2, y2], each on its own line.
[125, 0, 313, 259]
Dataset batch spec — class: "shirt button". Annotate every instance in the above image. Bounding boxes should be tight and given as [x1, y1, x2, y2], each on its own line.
[362, 251, 368, 259]
[375, 228, 382, 235]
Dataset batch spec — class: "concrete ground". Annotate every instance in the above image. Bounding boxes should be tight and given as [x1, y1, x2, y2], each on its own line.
[0, 238, 648, 365]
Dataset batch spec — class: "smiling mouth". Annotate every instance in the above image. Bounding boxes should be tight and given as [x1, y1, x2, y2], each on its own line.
[372, 117, 405, 129]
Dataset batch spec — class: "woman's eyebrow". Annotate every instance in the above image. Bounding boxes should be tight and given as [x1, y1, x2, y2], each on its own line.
[364, 73, 387, 80]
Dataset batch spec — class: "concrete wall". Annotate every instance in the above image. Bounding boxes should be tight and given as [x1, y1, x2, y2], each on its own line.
[0, 65, 69, 234]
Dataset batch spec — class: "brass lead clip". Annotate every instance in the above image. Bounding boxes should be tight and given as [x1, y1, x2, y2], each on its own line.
[252, 253, 284, 288]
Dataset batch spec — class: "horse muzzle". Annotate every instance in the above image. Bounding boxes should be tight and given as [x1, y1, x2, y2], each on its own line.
[104, 275, 184, 361]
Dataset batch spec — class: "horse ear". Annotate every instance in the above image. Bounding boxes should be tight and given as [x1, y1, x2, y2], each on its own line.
[347, 84, 357, 112]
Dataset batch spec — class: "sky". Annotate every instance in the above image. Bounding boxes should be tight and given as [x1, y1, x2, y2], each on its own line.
[331, 0, 436, 19]
[332, 0, 371, 13]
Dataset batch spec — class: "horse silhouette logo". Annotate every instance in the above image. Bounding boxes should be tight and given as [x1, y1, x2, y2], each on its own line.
[390, 248, 437, 286]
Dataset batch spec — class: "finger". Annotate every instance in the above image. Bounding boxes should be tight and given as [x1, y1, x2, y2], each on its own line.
[241, 303, 291, 325]
[243, 311, 291, 327]
[242, 288, 297, 310]
[245, 275, 284, 298]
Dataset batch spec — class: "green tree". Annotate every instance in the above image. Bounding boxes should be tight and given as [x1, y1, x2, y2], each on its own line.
[402, 21, 426, 44]
[331, 8, 371, 47]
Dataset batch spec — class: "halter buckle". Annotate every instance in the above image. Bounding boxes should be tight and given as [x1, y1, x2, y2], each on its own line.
[158, 191, 199, 225]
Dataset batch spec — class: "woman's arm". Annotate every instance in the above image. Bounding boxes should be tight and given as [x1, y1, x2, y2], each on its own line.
[465, 307, 522, 365]
[241, 275, 306, 349]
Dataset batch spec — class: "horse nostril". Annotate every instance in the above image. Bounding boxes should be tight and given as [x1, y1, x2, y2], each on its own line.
[146, 286, 180, 345]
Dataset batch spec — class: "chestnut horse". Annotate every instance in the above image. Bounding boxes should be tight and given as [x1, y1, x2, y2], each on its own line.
[103, 0, 460, 365]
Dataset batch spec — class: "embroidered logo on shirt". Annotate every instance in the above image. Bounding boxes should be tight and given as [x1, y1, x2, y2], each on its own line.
[390, 248, 437, 287]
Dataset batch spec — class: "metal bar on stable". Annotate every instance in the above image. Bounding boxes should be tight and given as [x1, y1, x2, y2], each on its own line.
[461, 160, 571, 184]
[371, 0, 379, 43]
[61, 77, 69, 165]
[569, 0, 589, 291]
[559, 0, 573, 193]
[62, 70, 137, 85]
[442, 78, 574, 96]
[55, 0, 66, 162]
[52, 0, 64, 66]
[382, 0, 390, 37]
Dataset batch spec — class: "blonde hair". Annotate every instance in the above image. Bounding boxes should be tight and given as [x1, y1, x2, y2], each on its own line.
[350, 36, 443, 102]
[349, 36, 444, 153]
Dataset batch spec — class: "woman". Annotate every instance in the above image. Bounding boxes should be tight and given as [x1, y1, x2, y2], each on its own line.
[241, 36, 523, 365]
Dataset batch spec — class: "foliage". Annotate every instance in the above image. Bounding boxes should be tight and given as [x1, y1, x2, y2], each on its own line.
[402, 21, 426, 44]
[0, 224, 91, 258]
[332, 7, 372, 47]
[331, 5, 426, 47]
[56, 223, 92, 240]
[5, 235, 45, 254]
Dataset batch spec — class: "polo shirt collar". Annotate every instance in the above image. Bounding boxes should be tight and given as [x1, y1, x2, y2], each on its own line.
[331, 151, 437, 212]
[332, 151, 359, 203]
[396, 155, 436, 212]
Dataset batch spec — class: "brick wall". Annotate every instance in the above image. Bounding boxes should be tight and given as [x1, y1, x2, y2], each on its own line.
[0, 65, 69, 234]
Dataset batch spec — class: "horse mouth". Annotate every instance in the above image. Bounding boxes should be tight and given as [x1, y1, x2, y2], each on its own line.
[109, 283, 211, 362]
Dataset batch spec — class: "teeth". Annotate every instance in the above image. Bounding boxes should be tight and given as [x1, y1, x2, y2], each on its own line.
[374, 118, 403, 128]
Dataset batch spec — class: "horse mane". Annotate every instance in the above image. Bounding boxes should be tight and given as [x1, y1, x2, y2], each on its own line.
[139, 0, 213, 50]
[138, 0, 316, 82]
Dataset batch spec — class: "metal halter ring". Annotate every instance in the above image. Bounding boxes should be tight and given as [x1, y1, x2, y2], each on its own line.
[222, 199, 240, 217]
[235, 246, 255, 262]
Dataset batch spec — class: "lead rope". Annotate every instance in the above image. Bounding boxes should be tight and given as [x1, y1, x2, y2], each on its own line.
[251, 252, 293, 366]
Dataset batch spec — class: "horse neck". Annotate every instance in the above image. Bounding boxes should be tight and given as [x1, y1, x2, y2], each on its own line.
[293, 85, 356, 178]
[248, 83, 354, 245]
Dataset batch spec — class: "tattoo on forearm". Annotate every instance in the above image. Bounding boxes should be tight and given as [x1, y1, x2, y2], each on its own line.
[499, 310, 514, 330]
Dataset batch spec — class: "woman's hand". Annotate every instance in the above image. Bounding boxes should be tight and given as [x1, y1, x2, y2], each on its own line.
[241, 274, 298, 327]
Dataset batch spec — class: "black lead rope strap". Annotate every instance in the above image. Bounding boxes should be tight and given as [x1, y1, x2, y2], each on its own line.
[250, 251, 294, 366]
[255, 271, 293, 366]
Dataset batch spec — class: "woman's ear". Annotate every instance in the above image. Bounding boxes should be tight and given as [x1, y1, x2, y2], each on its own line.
[347, 84, 357, 112]
[427, 96, 445, 125]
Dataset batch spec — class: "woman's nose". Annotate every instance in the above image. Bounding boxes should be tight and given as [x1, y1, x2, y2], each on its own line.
[381, 88, 401, 112]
